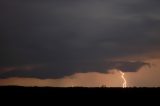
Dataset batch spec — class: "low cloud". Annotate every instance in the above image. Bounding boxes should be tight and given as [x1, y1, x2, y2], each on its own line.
[0, 61, 149, 79]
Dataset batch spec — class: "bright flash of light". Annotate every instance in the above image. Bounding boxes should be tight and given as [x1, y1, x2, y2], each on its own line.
[120, 71, 127, 88]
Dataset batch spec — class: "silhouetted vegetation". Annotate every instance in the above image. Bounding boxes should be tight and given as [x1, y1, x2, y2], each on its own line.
[0, 86, 160, 96]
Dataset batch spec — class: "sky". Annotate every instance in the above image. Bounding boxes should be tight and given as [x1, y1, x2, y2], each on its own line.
[0, 0, 160, 87]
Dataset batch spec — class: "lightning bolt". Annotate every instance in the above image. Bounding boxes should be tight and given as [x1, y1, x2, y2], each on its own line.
[120, 71, 127, 88]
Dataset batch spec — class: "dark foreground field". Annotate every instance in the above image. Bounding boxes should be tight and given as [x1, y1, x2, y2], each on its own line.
[0, 86, 160, 97]
[1, 86, 160, 104]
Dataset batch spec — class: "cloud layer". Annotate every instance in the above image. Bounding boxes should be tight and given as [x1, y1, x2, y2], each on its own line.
[0, 61, 149, 78]
[0, 0, 159, 78]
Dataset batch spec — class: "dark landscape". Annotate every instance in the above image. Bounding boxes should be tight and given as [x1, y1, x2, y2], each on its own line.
[1, 86, 160, 97]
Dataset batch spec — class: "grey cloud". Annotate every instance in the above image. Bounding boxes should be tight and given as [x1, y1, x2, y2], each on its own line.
[0, 61, 149, 79]
[0, 0, 159, 78]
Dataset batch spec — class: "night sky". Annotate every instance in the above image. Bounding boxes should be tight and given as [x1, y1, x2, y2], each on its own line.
[1, 0, 160, 87]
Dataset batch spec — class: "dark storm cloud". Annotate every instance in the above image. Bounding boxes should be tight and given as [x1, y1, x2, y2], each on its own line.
[0, 0, 159, 78]
[0, 61, 149, 79]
